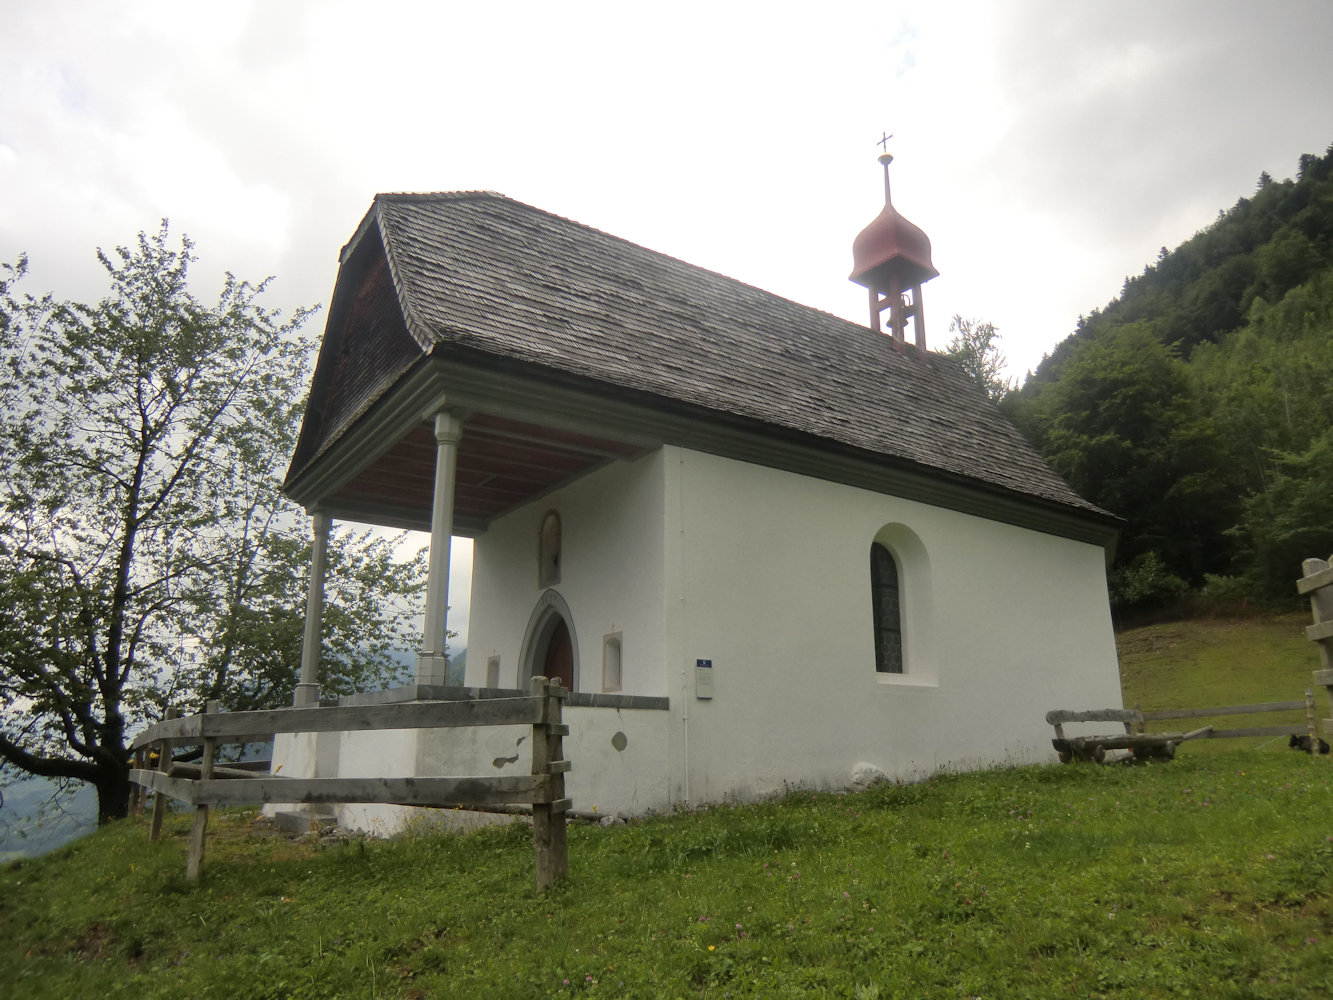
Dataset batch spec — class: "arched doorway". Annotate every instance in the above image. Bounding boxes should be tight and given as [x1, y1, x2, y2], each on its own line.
[520, 589, 579, 691]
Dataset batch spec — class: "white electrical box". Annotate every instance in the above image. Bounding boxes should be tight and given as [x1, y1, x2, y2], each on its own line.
[695, 658, 714, 699]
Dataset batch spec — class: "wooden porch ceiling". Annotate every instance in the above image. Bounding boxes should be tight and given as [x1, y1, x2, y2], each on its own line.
[328, 413, 644, 534]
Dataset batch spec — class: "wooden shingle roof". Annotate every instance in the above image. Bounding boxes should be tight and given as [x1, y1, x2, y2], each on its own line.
[287, 191, 1114, 535]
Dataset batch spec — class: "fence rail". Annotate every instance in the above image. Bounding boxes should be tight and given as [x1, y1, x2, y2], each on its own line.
[128, 676, 570, 889]
[1137, 694, 1318, 742]
[129, 695, 546, 746]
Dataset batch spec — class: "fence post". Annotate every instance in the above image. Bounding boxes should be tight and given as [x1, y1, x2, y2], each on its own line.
[1298, 556, 1333, 736]
[530, 676, 570, 891]
[149, 706, 179, 843]
[186, 700, 219, 882]
[128, 747, 146, 817]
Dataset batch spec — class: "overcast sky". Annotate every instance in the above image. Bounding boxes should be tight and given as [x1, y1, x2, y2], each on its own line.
[4, 0, 1332, 650]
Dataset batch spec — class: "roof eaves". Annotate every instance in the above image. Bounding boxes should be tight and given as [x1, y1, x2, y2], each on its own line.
[421, 339, 1114, 522]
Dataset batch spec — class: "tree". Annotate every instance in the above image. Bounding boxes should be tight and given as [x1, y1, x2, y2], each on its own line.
[1229, 430, 1333, 595]
[0, 226, 427, 824]
[1032, 325, 1237, 587]
[942, 314, 1013, 402]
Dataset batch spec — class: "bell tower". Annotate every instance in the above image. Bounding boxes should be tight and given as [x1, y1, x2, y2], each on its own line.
[849, 150, 939, 356]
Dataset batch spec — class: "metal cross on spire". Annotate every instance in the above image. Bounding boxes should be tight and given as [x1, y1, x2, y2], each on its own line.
[877, 132, 894, 153]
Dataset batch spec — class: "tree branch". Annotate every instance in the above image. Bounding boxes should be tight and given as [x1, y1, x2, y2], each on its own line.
[0, 726, 100, 784]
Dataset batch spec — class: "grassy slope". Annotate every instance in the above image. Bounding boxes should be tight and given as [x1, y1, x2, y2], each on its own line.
[2, 616, 1331, 999]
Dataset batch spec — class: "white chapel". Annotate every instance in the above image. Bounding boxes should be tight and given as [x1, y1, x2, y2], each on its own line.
[271, 155, 1124, 830]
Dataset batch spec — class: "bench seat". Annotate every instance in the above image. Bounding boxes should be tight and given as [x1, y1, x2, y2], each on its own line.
[1051, 732, 1186, 762]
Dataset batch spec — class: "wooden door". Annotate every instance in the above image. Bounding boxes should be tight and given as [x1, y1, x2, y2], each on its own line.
[542, 618, 574, 689]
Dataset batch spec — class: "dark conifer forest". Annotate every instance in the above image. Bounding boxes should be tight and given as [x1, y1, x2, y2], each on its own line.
[1002, 143, 1333, 610]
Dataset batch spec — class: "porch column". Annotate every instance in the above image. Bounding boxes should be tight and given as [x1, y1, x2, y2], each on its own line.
[417, 410, 463, 686]
[294, 511, 332, 706]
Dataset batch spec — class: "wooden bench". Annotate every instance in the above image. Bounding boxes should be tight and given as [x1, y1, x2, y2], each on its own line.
[1045, 708, 1201, 763]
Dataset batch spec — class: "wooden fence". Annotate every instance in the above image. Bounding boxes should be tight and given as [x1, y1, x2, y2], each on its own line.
[1300, 555, 1333, 735]
[1137, 693, 1318, 744]
[128, 676, 570, 889]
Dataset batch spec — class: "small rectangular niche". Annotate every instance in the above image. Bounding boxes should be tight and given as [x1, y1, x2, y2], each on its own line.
[602, 633, 623, 693]
[485, 655, 501, 689]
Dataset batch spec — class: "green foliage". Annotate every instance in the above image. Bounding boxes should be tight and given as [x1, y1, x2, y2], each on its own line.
[192, 525, 426, 712]
[1019, 325, 1236, 586]
[942, 314, 1013, 401]
[1199, 572, 1254, 606]
[0, 226, 426, 823]
[1229, 430, 1333, 595]
[1190, 273, 1333, 494]
[1012, 143, 1333, 604]
[1109, 552, 1189, 612]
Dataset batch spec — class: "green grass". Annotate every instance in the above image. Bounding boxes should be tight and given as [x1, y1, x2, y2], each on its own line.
[3, 615, 1331, 999]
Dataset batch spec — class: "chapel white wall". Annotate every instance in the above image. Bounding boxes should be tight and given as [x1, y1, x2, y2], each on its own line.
[465, 450, 670, 696]
[665, 447, 1122, 805]
[462, 449, 680, 814]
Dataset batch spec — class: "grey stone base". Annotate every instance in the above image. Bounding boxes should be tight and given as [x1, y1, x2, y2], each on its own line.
[268, 808, 337, 836]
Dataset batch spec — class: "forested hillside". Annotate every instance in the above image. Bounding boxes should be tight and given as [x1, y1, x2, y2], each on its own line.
[1004, 143, 1333, 609]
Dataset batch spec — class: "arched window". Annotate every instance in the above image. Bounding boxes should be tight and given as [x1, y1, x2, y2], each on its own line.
[870, 542, 903, 673]
[538, 510, 561, 588]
